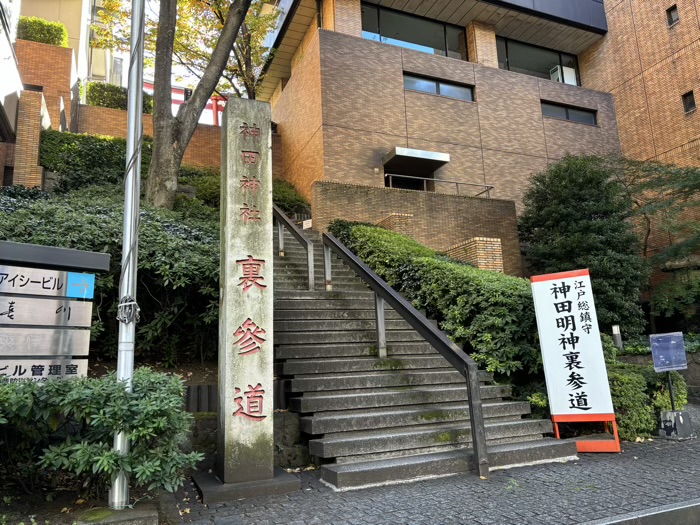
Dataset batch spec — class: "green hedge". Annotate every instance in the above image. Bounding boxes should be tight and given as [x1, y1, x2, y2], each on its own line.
[17, 16, 68, 47]
[0, 185, 219, 364]
[86, 81, 154, 114]
[328, 220, 538, 377]
[0, 368, 202, 496]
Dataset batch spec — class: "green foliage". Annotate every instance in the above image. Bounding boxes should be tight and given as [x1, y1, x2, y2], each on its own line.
[272, 180, 310, 216]
[519, 156, 648, 336]
[0, 368, 202, 497]
[17, 16, 68, 47]
[328, 221, 538, 377]
[600, 333, 617, 364]
[0, 185, 219, 364]
[179, 174, 220, 208]
[86, 82, 154, 114]
[617, 334, 700, 355]
[607, 366, 656, 441]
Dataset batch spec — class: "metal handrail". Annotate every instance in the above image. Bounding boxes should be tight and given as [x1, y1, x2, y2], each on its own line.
[322, 233, 489, 477]
[272, 204, 314, 291]
[385, 173, 494, 198]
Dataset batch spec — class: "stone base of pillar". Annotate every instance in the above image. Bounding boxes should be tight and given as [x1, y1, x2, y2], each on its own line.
[192, 468, 300, 503]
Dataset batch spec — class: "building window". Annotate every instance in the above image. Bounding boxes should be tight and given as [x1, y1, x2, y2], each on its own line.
[542, 102, 597, 125]
[496, 37, 580, 86]
[667, 5, 680, 26]
[682, 91, 696, 113]
[404, 74, 474, 102]
[361, 3, 467, 60]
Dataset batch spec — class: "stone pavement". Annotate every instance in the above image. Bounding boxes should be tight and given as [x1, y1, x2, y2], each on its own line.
[161, 405, 700, 525]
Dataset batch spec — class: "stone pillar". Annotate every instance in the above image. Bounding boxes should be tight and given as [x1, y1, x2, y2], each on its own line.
[218, 98, 274, 484]
[467, 21, 499, 69]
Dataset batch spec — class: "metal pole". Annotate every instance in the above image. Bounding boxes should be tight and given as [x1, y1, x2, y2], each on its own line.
[668, 371, 676, 412]
[277, 221, 285, 257]
[109, 0, 145, 510]
[375, 293, 387, 358]
[324, 242, 332, 291]
[306, 244, 315, 292]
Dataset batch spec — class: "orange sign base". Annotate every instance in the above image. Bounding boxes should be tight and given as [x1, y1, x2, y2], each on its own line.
[552, 413, 621, 453]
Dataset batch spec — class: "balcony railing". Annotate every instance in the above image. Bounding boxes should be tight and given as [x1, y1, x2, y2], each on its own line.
[385, 173, 494, 198]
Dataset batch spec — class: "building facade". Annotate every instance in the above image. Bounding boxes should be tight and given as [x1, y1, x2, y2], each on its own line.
[0, 0, 22, 185]
[259, 0, 622, 272]
[579, 0, 700, 167]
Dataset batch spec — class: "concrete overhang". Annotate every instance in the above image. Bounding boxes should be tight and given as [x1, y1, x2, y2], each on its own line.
[258, 0, 607, 102]
[382, 147, 450, 176]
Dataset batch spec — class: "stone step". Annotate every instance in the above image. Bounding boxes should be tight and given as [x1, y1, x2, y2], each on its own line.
[275, 290, 374, 300]
[319, 439, 578, 489]
[274, 299, 378, 310]
[275, 282, 369, 292]
[283, 355, 450, 375]
[277, 329, 425, 345]
[274, 309, 404, 321]
[275, 342, 437, 359]
[274, 319, 412, 333]
[290, 384, 511, 412]
[301, 400, 532, 434]
[309, 419, 553, 458]
[274, 268, 357, 278]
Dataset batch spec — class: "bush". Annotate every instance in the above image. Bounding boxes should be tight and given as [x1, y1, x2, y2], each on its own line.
[0, 368, 202, 497]
[0, 185, 219, 364]
[179, 173, 220, 208]
[17, 16, 68, 47]
[607, 367, 656, 441]
[273, 180, 311, 216]
[86, 82, 154, 114]
[328, 221, 539, 377]
[519, 156, 648, 336]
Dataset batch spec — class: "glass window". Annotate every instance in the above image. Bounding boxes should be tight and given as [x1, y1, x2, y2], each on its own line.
[361, 4, 380, 41]
[667, 5, 679, 26]
[542, 102, 597, 125]
[439, 82, 473, 101]
[496, 37, 507, 69]
[682, 91, 696, 113]
[496, 37, 580, 86]
[404, 75, 437, 94]
[446, 26, 467, 61]
[360, 3, 467, 60]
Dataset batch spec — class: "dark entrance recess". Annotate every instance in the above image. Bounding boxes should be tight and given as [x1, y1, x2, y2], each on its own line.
[382, 147, 450, 191]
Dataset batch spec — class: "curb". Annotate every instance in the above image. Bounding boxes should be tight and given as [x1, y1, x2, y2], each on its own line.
[578, 498, 700, 525]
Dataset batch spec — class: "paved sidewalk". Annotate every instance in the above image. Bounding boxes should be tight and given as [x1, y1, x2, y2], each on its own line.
[162, 406, 700, 525]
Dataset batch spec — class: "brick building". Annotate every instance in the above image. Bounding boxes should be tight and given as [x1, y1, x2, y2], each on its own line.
[258, 0, 623, 273]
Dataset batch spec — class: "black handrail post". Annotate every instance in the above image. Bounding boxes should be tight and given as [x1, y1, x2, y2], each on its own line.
[466, 362, 489, 478]
[324, 242, 332, 291]
[375, 293, 387, 358]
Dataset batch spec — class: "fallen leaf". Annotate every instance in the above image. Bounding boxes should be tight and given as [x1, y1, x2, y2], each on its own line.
[75, 499, 86, 505]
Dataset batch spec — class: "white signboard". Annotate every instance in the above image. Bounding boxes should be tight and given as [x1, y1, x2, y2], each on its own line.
[531, 269, 614, 416]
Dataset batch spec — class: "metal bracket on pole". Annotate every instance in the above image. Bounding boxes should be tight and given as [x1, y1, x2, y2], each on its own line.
[375, 293, 387, 358]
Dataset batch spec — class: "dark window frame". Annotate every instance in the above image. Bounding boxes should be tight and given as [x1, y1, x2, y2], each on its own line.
[541, 101, 597, 126]
[667, 5, 680, 26]
[403, 74, 475, 102]
[361, 2, 468, 61]
[682, 91, 696, 113]
[496, 36, 581, 87]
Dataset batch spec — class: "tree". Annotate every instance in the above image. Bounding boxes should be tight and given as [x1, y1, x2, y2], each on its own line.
[93, 0, 279, 208]
[519, 155, 648, 336]
[608, 157, 700, 331]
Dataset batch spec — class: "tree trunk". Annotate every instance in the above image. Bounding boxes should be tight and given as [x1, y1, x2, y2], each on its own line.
[146, 123, 184, 209]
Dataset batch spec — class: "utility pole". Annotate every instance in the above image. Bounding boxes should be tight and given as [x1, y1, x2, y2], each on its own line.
[108, 0, 145, 510]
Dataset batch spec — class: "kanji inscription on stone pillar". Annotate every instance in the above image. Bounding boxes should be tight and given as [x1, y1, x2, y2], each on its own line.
[218, 98, 273, 484]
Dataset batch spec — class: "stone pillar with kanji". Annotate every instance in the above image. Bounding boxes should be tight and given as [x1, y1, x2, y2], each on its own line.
[218, 98, 273, 483]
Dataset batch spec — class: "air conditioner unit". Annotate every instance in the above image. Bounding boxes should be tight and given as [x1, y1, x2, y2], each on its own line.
[550, 65, 578, 86]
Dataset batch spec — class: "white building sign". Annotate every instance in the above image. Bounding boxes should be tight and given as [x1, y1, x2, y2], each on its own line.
[531, 269, 614, 417]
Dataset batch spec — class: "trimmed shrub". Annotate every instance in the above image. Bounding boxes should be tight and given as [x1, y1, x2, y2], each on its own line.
[0, 185, 219, 364]
[179, 173, 221, 208]
[86, 81, 154, 114]
[273, 179, 311, 216]
[606, 366, 656, 441]
[17, 16, 69, 47]
[0, 368, 202, 496]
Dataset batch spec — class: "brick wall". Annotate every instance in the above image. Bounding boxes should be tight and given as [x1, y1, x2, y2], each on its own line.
[77, 104, 221, 168]
[312, 180, 523, 276]
[467, 21, 498, 68]
[312, 30, 621, 211]
[579, 0, 700, 167]
[15, 39, 75, 130]
[13, 91, 50, 187]
[444, 237, 504, 273]
[376, 213, 414, 237]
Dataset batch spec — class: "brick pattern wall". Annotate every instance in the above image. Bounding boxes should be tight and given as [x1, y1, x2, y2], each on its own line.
[467, 21, 498, 68]
[376, 213, 414, 237]
[15, 39, 75, 130]
[332, 0, 362, 37]
[13, 91, 49, 187]
[444, 237, 504, 273]
[312, 181, 523, 276]
[579, 0, 700, 167]
[77, 105, 221, 168]
[311, 30, 621, 211]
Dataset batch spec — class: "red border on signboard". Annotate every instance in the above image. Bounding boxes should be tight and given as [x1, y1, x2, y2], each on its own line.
[530, 269, 590, 283]
[552, 414, 621, 453]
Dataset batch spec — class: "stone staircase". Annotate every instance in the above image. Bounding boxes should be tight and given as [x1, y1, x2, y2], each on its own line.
[273, 228, 577, 489]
